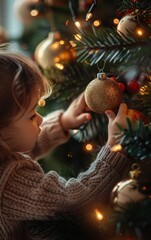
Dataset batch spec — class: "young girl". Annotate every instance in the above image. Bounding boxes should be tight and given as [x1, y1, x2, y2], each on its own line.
[0, 50, 135, 239]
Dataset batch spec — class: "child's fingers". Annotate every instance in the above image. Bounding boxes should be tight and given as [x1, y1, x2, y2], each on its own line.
[105, 110, 116, 122]
[117, 103, 128, 116]
[76, 113, 91, 126]
[127, 109, 135, 120]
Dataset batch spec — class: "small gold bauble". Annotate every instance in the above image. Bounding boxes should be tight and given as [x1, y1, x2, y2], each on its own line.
[34, 32, 76, 69]
[84, 73, 123, 114]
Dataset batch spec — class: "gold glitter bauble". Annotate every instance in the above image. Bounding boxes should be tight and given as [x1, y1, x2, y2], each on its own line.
[34, 32, 76, 69]
[84, 73, 123, 114]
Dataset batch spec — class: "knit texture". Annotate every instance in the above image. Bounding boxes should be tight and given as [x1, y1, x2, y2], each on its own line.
[0, 111, 129, 239]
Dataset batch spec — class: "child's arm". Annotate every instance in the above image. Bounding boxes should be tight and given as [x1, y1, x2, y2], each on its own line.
[1, 104, 135, 224]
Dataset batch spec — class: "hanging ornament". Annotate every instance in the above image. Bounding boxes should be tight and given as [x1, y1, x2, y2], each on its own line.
[0, 26, 8, 43]
[34, 31, 76, 70]
[84, 72, 123, 114]
[13, 0, 45, 26]
[126, 80, 140, 94]
[110, 164, 150, 211]
[117, 13, 151, 40]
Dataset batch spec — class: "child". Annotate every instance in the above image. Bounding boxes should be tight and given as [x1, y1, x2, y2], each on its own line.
[0, 50, 135, 239]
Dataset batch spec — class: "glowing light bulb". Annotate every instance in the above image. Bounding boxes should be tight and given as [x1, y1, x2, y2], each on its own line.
[139, 85, 147, 95]
[113, 18, 119, 25]
[111, 144, 122, 152]
[73, 129, 78, 134]
[74, 34, 82, 41]
[86, 12, 93, 21]
[95, 209, 104, 221]
[135, 28, 144, 37]
[93, 20, 101, 27]
[85, 143, 93, 151]
[70, 41, 77, 47]
[59, 40, 65, 45]
[30, 10, 39, 17]
[75, 21, 81, 29]
[55, 63, 64, 70]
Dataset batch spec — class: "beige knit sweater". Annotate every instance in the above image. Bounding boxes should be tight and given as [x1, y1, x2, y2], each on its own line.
[0, 110, 129, 239]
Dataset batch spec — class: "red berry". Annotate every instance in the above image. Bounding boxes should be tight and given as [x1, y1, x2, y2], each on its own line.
[127, 80, 140, 94]
[118, 82, 126, 92]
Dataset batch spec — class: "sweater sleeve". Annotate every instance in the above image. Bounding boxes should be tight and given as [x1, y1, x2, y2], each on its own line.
[29, 110, 70, 159]
[1, 146, 129, 223]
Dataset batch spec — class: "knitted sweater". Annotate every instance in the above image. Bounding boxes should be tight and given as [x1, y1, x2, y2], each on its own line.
[0, 110, 129, 240]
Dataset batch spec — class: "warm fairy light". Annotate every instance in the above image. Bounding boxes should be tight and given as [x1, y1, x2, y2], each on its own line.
[135, 28, 144, 37]
[73, 129, 78, 134]
[54, 57, 60, 63]
[139, 85, 148, 95]
[52, 42, 60, 49]
[74, 34, 82, 41]
[55, 63, 64, 70]
[95, 209, 104, 221]
[85, 143, 93, 151]
[86, 12, 93, 21]
[30, 9, 39, 16]
[111, 144, 122, 152]
[93, 20, 101, 27]
[59, 40, 65, 45]
[75, 21, 81, 28]
[70, 41, 77, 47]
[113, 18, 119, 25]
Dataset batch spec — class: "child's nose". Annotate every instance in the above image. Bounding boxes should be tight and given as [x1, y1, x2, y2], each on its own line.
[37, 113, 43, 126]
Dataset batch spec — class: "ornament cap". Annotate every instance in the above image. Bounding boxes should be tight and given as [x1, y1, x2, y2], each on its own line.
[97, 72, 106, 80]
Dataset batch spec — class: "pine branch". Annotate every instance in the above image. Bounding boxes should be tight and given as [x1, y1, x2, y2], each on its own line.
[74, 27, 151, 72]
[71, 112, 108, 143]
[119, 0, 151, 12]
[119, 119, 151, 161]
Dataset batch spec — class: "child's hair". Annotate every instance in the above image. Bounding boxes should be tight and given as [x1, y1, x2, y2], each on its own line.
[0, 46, 52, 161]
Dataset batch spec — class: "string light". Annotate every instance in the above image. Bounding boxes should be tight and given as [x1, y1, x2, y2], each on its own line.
[59, 40, 65, 45]
[55, 63, 64, 70]
[70, 41, 77, 47]
[113, 18, 119, 25]
[135, 27, 145, 37]
[95, 209, 104, 221]
[85, 143, 93, 152]
[30, 9, 39, 17]
[74, 34, 82, 41]
[111, 144, 122, 152]
[93, 20, 101, 27]
[139, 85, 148, 95]
[85, 0, 97, 21]
[75, 21, 81, 29]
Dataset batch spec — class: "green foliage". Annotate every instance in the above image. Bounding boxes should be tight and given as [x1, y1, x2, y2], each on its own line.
[119, 119, 151, 161]
[119, 0, 151, 12]
[111, 198, 151, 240]
[73, 26, 151, 72]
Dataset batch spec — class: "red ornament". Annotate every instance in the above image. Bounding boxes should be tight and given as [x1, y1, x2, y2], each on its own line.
[127, 80, 140, 94]
[118, 82, 126, 92]
[134, 110, 150, 124]
[111, 76, 118, 82]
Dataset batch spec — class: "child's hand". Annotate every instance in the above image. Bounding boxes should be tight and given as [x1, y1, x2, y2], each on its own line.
[60, 93, 91, 130]
[105, 103, 135, 147]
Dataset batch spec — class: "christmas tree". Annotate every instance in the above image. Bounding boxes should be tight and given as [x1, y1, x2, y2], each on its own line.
[9, 0, 151, 239]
